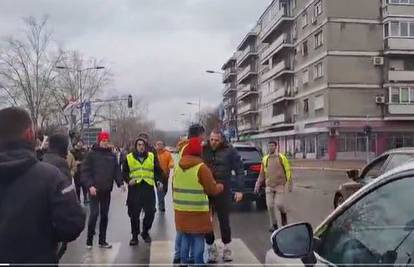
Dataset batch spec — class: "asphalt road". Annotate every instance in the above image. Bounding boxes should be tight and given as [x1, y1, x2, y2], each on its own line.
[61, 169, 349, 266]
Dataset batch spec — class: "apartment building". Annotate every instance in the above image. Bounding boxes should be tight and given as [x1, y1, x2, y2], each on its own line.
[221, 0, 414, 160]
[222, 55, 238, 135]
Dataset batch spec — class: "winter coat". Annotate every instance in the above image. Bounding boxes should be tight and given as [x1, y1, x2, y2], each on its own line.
[43, 151, 71, 181]
[70, 148, 86, 179]
[174, 155, 223, 234]
[0, 141, 85, 264]
[202, 141, 245, 192]
[157, 148, 175, 179]
[80, 146, 123, 192]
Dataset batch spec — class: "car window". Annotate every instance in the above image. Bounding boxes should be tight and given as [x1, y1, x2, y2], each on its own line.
[382, 154, 414, 173]
[316, 176, 414, 265]
[360, 156, 389, 179]
[236, 148, 262, 162]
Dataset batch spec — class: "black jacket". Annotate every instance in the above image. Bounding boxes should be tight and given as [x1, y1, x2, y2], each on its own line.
[0, 142, 85, 264]
[81, 146, 123, 192]
[43, 151, 71, 181]
[202, 141, 244, 192]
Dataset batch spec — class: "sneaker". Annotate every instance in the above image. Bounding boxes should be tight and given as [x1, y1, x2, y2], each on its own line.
[207, 243, 219, 263]
[223, 246, 233, 262]
[99, 242, 113, 249]
[129, 237, 139, 246]
[141, 232, 152, 243]
[86, 238, 93, 249]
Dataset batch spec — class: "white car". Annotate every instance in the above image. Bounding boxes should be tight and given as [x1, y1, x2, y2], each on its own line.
[268, 161, 414, 266]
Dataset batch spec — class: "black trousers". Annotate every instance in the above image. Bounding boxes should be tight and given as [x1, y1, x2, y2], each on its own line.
[205, 183, 232, 245]
[87, 190, 111, 243]
[74, 175, 88, 202]
[127, 182, 156, 237]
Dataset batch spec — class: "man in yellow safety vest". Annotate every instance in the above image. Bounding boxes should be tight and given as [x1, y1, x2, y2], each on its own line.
[122, 137, 164, 246]
[254, 140, 292, 232]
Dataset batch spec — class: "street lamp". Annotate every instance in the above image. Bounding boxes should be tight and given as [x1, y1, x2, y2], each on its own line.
[55, 65, 105, 133]
[206, 70, 224, 75]
[186, 98, 201, 123]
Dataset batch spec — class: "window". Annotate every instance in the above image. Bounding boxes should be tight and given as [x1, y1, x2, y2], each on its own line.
[384, 23, 389, 37]
[302, 40, 308, 56]
[316, 177, 414, 265]
[411, 88, 414, 103]
[383, 154, 414, 173]
[302, 13, 308, 28]
[292, 0, 296, 9]
[315, 31, 323, 48]
[236, 148, 262, 162]
[361, 156, 388, 179]
[303, 69, 309, 84]
[391, 87, 400, 103]
[391, 21, 400, 36]
[315, 1, 322, 16]
[410, 22, 414, 36]
[314, 62, 323, 79]
[401, 87, 410, 103]
[389, 0, 414, 4]
[401, 22, 408, 36]
[389, 87, 414, 104]
[303, 99, 309, 113]
[294, 102, 300, 115]
[314, 95, 324, 110]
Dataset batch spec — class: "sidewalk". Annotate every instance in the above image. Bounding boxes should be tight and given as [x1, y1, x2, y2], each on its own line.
[291, 159, 365, 172]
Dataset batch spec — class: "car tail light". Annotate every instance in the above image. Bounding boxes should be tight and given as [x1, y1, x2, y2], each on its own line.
[249, 164, 261, 173]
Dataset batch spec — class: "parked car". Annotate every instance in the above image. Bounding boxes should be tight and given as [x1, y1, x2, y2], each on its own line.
[231, 143, 266, 209]
[268, 160, 414, 266]
[333, 147, 414, 208]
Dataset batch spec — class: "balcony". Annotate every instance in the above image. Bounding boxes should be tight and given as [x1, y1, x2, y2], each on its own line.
[223, 67, 237, 83]
[222, 83, 237, 96]
[223, 98, 236, 108]
[261, 34, 293, 64]
[238, 122, 258, 132]
[383, 4, 414, 18]
[261, 60, 293, 82]
[263, 88, 286, 105]
[237, 64, 258, 84]
[260, 7, 293, 43]
[237, 84, 258, 100]
[262, 114, 286, 127]
[389, 104, 414, 114]
[237, 46, 259, 67]
[389, 70, 414, 82]
[385, 38, 414, 54]
[237, 102, 258, 115]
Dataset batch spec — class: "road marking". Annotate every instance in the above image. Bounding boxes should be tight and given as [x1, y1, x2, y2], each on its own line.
[265, 248, 304, 266]
[150, 238, 261, 265]
[80, 242, 121, 266]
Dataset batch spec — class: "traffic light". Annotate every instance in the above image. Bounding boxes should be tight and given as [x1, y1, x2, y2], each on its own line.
[128, 95, 133, 108]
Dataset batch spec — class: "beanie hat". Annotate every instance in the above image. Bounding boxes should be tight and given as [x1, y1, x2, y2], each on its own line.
[183, 137, 203, 157]
[188, 124, 205, 138]
[98, 131, 110, 143]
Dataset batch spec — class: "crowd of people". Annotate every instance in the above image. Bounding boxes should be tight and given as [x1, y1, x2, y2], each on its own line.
[0, 106, 292, 266]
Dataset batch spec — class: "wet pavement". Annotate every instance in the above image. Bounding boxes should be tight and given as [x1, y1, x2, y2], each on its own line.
[61, 169, 349, 265]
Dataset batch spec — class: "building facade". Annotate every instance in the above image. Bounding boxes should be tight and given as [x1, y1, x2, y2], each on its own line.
[221, 0, 414, 160]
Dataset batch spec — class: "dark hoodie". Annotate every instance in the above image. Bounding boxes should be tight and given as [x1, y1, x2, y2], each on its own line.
[43, 134, 71, 180]
[0, 141, 85, 264]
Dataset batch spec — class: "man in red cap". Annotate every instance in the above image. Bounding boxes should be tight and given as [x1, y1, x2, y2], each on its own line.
[81, 131, 125, 249]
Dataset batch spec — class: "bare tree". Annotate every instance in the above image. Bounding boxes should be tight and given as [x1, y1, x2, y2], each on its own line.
[0, 16, 64, 128]
[199, 107, 222, 135]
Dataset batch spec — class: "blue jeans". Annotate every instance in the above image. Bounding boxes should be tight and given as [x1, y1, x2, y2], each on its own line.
[180, 232, 205, 265]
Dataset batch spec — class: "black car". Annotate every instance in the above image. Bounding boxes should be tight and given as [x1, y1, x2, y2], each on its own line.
[231, 143, 266, 209]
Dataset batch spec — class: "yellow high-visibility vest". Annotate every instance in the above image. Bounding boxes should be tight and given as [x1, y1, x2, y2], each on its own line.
[173, 163, 209, 212]
[127, 152, 155, 186]
[262, 153, 292, 182]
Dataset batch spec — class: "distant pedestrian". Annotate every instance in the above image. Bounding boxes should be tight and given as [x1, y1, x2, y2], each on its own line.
[122, 137, 164, 246]
[71, 140, 88, 203]
[202, 130, 245, 263]
[81, 131, 125, 249]
[155, 140, 175, 212]
[254, 141, 292, 232]
[173, 135, 223, 265]
[0, 107, 85, 265]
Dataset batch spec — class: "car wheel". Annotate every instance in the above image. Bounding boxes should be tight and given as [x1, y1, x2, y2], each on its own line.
[334, 193, 345, 209]
[256, 195, 267, 210]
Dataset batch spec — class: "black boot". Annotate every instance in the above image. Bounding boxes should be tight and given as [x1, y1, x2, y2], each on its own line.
[129, 235, 139, 246]
[269, 224, 279, 233]
[281, 212, 288, 226]
[141, 232, 152, 243]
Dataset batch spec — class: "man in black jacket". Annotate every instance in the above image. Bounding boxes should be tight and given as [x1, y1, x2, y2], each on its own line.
[71, 139, 88, 203]
[0, 107, 85, 265]
[202, 130, 244, 263]
[43, 134, 71, 180]
[81, 131, 125, 249]
[122, 137, 164, 245]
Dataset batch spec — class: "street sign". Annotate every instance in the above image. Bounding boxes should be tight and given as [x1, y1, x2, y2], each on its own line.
[83, 115, 90, 126]
[84, 101, 91, 114]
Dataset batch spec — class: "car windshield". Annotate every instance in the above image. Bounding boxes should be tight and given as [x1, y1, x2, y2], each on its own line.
[317, 177, 414, 265]
[236, 148, 262, 162]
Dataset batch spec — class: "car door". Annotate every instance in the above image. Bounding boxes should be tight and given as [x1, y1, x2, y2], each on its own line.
[314, 174, 414, 266]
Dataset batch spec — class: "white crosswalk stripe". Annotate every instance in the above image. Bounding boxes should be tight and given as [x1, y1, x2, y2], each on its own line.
[150, 238, 261, 265]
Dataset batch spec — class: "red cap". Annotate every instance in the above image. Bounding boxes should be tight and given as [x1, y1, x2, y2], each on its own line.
[98, 131, 110, 143]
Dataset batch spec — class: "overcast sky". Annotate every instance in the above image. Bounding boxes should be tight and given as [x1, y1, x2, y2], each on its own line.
[0, 0, 270, 131]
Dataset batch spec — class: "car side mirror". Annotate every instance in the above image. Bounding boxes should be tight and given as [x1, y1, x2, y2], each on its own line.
[347, 169, 359, 181]
[272, 222, 313, 259]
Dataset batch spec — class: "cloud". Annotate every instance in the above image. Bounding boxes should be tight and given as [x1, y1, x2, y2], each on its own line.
[0, 0, 269, 131]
